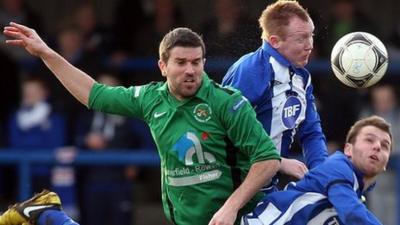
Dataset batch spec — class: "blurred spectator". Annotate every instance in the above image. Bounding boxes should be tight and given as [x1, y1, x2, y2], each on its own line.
[33, 23, 104, 144]
[51, 146, 80, 220]
[111, 0, 183, 85]
[315, 0, 377, 58]
[70, 1, 112, 53]
[75, 73, 153, 225]
[7, 76, 66, 192]
[130, 0, 183, 58]
[201, 0, 260, 58]
[0, 0, 42, 61]
[54, 24, 103, 74]
[0, 0, 41, 29]
[358, 83, 400, 225]
[359, 84, 400, 149]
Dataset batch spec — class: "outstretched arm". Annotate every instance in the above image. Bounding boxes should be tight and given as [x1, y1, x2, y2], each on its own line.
[3, 22, 95, 107]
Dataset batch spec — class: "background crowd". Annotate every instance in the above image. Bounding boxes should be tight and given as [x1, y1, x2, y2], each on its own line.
[0, 0, 400, 224]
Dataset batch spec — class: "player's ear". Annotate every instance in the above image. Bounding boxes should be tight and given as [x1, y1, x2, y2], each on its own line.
[344, 143, 353, 157]
[158, 59, 167, 77]
[269, 35, 281, 48]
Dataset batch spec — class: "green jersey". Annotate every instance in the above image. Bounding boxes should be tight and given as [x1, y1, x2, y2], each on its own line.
[89, 74, 280, 225]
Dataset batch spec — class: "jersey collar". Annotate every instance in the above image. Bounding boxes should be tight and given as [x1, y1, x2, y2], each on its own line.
[262, 41, 291, 67]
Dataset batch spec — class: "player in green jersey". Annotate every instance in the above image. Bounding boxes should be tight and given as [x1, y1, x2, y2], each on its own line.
[3, 23, 281, 225]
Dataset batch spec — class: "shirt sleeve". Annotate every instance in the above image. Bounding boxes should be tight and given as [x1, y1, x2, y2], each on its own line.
[297, 83, 328, 169]
[220, 91, 281, 164]
[328, 182, 382, 225]
[88, 82, 146, 120]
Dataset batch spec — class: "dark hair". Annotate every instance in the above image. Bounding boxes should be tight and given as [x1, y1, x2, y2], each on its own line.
[159, 27, 205, 62]
[346, 115, 393, 150]
[259, 0, 310, 40]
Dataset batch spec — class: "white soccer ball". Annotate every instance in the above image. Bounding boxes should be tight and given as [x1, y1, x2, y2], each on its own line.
[330, 32, 389, 88]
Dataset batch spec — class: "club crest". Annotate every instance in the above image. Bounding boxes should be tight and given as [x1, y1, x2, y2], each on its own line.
[193, 103, 212, 122]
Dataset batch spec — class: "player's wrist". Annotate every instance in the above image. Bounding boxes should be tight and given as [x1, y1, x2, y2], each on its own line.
[39, 46, 56, 61]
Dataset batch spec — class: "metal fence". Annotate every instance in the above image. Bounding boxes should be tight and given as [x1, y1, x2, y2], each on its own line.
[0, 149, 160, 201]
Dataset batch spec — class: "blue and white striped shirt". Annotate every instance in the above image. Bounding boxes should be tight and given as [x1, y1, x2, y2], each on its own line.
[222, 41, 327, 169]
[241, 152, 381, 225]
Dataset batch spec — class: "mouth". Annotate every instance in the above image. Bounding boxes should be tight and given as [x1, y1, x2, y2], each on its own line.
[303, 54, 311, 60]
[369, 155, 379, 162]
[184, 78, 195, 83]
[183, 78, 198, 87]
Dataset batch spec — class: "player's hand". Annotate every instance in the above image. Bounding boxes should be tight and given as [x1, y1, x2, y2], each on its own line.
[208, 204, 237, 225]
[279, 158, 308, 179]
[3, 22, 51, 58]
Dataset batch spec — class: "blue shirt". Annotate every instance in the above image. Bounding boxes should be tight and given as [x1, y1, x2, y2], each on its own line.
[222, 41, 327, 169]
[242, 152, 381, 225]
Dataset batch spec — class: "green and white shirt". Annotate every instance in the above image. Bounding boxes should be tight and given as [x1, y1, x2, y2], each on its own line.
[89, 74, 280, 225]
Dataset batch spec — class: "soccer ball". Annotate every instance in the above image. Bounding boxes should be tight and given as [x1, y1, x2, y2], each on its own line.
[330, 32, 388, 88]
